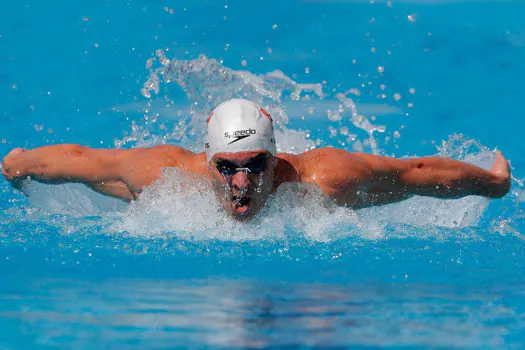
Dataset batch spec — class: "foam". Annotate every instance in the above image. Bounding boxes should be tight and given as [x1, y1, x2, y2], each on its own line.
[137, 54, 386, 155]
[12, 56, 522, 241]
[21, 182, 127, 216]
[109, 162, 490, 242]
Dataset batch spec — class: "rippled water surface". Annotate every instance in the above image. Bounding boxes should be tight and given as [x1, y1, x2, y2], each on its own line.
[1, 0, 525, 347]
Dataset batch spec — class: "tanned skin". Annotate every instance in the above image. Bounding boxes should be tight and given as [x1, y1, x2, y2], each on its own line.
[1, 144, 511, 220]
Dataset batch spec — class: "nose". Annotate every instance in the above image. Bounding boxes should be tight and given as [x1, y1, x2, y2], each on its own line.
[231, 171, 251, 193]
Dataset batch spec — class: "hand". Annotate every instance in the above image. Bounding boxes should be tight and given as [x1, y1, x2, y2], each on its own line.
[488, 151, 511, 198]
[2, 148, 27, 181]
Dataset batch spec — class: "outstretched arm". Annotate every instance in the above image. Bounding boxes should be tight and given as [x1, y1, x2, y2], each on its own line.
[355, 151, 511, 207]
[2, 144, 182, 201]
[2, 145, 136, 200]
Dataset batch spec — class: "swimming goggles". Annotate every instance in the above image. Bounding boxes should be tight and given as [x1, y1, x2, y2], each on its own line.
[213, 154, 269, 177]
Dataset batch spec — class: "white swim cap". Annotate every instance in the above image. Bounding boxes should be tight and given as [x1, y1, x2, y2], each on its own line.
[205, 99, 277, 161]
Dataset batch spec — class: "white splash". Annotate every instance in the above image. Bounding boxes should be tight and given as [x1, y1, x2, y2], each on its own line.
[136, 53, 386, 155]
[21, 182, 126, 216]
[13, 56, 520, 241]
[109, 152, 493, 242]
[16, 143, 507, 241]
[111, 168, 360, 242]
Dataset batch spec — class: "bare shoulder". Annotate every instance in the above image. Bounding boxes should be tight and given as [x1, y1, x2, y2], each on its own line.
[116, 145, 207, 193]
[295, 147, 369, 181]
[282, 147, 369, 206]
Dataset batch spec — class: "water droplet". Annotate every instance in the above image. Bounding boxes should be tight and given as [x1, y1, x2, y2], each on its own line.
[352, 141, 363, 152]
[349, 88, 360, 96]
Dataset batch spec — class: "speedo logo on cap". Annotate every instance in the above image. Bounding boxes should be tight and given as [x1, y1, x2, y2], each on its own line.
[224, 129, 256, 145]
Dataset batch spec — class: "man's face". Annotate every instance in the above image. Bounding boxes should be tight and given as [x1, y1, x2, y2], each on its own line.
[209, 150, 275, 221]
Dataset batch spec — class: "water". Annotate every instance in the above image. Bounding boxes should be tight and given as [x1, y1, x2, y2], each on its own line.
[1, 0, 525, 347]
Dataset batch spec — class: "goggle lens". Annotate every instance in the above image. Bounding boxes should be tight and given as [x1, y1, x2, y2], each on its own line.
[214, 155, 269, 176]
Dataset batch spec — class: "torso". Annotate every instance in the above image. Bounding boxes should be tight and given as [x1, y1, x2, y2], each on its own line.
[160, 146, 369, 207]
[122, 145, 368, 206]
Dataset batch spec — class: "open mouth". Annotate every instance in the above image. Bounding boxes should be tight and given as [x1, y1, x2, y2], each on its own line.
[231, 196, 251, 214]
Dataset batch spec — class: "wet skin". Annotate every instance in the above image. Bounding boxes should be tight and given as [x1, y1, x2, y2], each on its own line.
[2, 144, 511, 221]
[209, 151, 275, 221]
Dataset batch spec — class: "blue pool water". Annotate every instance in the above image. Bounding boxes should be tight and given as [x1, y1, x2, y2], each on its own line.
[1, 0, 525, 347]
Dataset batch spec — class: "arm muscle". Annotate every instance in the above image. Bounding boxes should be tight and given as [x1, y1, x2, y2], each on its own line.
[356, 153, 510, 207]
[2, 144, 187, 201]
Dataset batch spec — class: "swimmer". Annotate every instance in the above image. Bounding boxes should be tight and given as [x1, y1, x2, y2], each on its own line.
[2, 99, 511, 221]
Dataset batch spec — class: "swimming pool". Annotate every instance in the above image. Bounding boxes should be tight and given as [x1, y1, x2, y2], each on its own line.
[1, 0, 525, 347]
